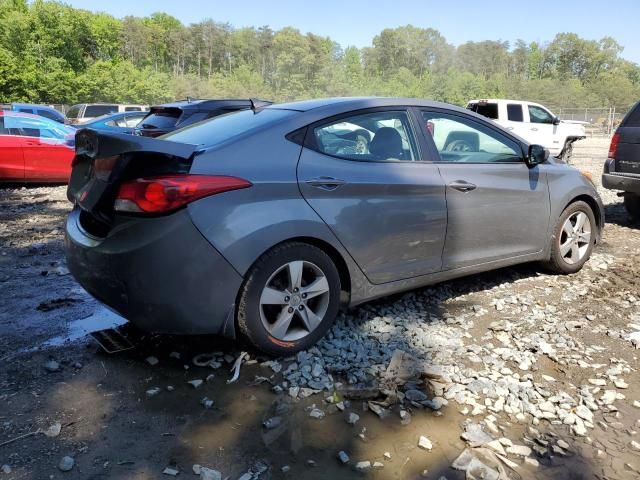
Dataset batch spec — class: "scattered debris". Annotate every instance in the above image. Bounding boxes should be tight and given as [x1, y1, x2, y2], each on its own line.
[418, 436, 433, 451]
[227, 351, 248, 384]
[337, 451, 350, 464]
[58, 456, 75, 472]
[145, 356, 159, 366]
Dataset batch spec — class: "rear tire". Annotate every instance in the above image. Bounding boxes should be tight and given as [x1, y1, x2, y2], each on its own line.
[624, 194, 640, 221]
[544, 201, 596, 274]
[237, 242, 341, 356]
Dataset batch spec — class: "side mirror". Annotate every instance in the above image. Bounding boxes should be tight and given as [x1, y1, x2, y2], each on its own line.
[552, 116, 561, 125]
[526, 144, 549, 167]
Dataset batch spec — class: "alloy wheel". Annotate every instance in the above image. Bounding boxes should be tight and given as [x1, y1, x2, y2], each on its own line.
[259, 260, 330, 341]
[559, 211, 591, 264]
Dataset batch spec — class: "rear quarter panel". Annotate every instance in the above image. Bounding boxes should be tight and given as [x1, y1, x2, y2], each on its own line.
[186, 125, 368, 296]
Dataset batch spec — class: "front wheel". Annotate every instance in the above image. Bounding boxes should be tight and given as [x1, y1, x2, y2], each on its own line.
[237, 242, 341, 356]
[544, 201, 596, 274]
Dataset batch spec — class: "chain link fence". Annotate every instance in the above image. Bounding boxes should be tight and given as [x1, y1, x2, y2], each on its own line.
[552, 107, 629, 136]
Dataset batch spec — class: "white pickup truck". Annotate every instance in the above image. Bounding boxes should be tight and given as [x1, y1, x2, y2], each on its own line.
[466, 99, 586, 160]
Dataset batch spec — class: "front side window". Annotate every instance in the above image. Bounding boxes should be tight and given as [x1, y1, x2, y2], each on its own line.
[528, 105, 554, 124]
[312, 110, 418, 161]
[507, 104, 524, 122]
[66, 105, 80, 119]
[422, 111, 522, 163]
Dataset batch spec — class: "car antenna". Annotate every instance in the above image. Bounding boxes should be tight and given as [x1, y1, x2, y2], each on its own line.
[250, 98, 268, 112]
[186, 96, 192, 103]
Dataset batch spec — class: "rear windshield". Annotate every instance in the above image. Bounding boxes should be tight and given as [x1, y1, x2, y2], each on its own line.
[163, 109, 296, 147]
[468, 102, 498, 119]
[623, 102, 640, 127]
[85, 105, 117, 117]
[140, 111, 180, 130]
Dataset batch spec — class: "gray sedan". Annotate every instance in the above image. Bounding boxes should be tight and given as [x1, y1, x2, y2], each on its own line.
[65, 97, 604, 355]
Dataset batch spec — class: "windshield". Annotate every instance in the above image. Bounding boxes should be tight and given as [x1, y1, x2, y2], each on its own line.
[162, 109, 296, 147]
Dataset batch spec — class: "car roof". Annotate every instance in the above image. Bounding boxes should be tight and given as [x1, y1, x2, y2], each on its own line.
[12, 103, 58, 111]
[268, 96, 471, 115]
[0, 110, 51, 119]
[151, 98, 271, 111]
[468, 98, 547, 108]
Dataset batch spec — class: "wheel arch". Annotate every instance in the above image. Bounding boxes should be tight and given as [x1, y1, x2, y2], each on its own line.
[564, 194, 603, 233]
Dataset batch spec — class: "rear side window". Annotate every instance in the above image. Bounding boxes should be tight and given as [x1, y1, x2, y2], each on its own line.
[312, 110, 418, 161]
[124, 106, 142, 112]
[469, 103, 498, 119]
[163, 109, 296, 147]
[507, 104, 524, 122]
[17, 108, 33, 114]
[84, 105, 117, 117]
[622, 102, 640, 127]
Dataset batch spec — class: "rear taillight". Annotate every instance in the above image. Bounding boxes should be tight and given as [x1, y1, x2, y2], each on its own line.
[114, 174, 251, 214]
[608, 132, 620, 159]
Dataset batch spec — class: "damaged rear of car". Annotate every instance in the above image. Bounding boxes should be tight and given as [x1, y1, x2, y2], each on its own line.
[65, 128, 252, 337]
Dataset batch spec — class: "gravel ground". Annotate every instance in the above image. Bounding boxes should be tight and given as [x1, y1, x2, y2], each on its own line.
[0, 136, 639, 480]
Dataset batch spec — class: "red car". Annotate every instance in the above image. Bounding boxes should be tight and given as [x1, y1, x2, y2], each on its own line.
[0, 111, 76, 182]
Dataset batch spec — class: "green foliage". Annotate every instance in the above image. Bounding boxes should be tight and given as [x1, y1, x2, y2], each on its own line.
[0, 2, 638, 111]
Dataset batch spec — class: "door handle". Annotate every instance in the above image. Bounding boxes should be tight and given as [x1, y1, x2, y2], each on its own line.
[530, 127, 538, 131]
[305, 176, 346, 191]
[448, 180, 477, 192]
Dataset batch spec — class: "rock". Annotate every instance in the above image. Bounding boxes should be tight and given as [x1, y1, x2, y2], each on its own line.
[418, 436, 433, 450]
[405, 389, 428, 403]
[400, 409, 412, 425]
[588, 378, 606, 386]
[169, 351, 181, 360]
[576, 405, 593, 422]
[355, 461, 371, 471]
[383, 452, 392, 459]
[614, 379, 629, 389]
[163, 467, 179, 476]
[238, 474, 252, 480]
[506, 445, 532, 457]
[346, 412, 360, 425]
[188, 379, 203, 389]
[524, 457, 539, 467]
[368, 401, 389, 419]
[44, 421, 62, 438]
[146, 356, 159, 366]
[263, 416, 283, 429]
[557, 439, 570, 450]
[309, 408, 325, 419]
[199, 467, 222, 480]
[461, 423, 493, 447]
[193, 465, 202, 475]
[486, 440, 506, 456]
[1, 465, 11, 474]
[201, 397, 214, 409]
[631, 441, 640, 452]
[146, 387, 161, 398]
[281, 465, 291, 473]
[373, 462, 384, 469]
[338, 451, 350, 464]
[58, 456, 74, 472]
[44, 360, 60, 372]
[306, 460, 317, 468]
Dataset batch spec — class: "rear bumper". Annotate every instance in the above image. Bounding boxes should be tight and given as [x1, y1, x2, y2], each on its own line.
[64, 207, 243, 337]
[603, 159, 640, 194]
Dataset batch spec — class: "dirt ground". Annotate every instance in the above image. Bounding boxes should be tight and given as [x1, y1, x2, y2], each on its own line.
[1, 137, 639, 480]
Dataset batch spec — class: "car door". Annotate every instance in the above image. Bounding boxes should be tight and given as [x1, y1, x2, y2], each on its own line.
[526, 104, 560, 151]
[419, 108, 550, 270]
[14, 116, 74, 181]
[0, 117, 25, 180]
[297, 108, 447, 284]
[502, 103, 530, 140]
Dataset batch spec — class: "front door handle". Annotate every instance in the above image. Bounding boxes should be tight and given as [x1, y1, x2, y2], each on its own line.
[448, 180, 477, 192]
[305, 176, 346, 191]
[530, 127, 539, 131]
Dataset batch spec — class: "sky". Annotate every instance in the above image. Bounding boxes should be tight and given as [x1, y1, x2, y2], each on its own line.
[64, 0, 640, 64]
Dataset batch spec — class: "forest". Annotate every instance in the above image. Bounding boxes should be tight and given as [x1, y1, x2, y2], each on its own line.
[1, 0, 639, 110]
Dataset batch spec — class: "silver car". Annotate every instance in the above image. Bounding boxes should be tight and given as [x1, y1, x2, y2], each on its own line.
[65, 97, 604, 355]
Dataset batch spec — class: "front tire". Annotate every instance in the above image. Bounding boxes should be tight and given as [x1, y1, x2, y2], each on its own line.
[544, 201, 596, 274]
[237, 242, 341, 356]
[624, 194, 640, 221]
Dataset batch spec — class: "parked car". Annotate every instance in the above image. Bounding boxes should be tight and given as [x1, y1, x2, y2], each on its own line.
[0, 111, 75, 182]
[467, 99, 587, 160]
[1, 103, 66, 123]
[66, 103, 148, 125]
[65, 97, 604, 355]
[80, 111, 147, 135]
[603, 100, 640, 220]
[135, 98, 272, 137]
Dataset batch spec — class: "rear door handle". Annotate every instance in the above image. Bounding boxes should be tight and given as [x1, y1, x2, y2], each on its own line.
[530, 127, 538, 131]
[305, 176, 346, 191]
[448, 180, 477, 192]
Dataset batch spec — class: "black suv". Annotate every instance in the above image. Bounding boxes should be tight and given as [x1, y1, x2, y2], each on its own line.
[136, 98, 272, 138]
[603, 101, 640, 220]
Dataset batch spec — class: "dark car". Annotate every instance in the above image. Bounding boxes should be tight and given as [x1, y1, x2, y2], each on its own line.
[65, 97, 603, 356]
[81, 111, 147, 135]
[136, 98, 272, 137]
[1, 103, 66, 123]
[603, 101, 640, 220]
